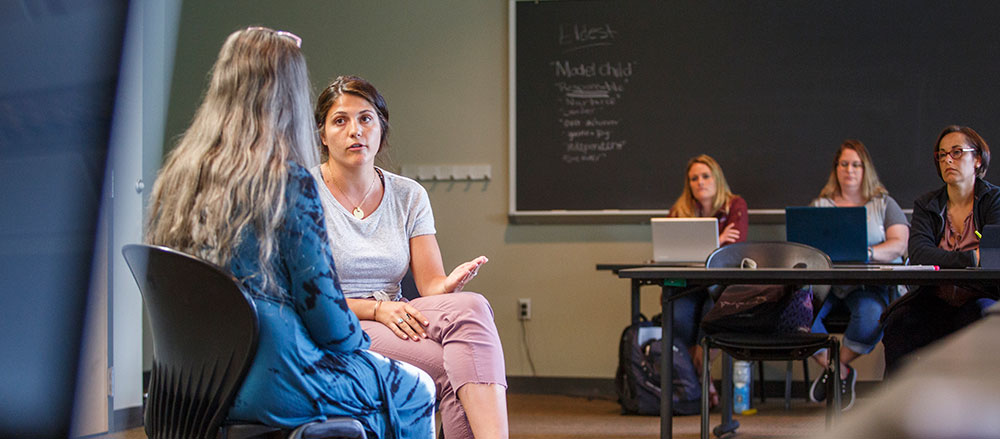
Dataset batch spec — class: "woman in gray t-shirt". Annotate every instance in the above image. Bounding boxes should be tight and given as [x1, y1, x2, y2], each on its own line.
[310, 75, 508, 439]
[807, 140, 909, 411]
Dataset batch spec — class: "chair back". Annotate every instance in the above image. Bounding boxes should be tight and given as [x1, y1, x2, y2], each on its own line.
[400, 270, 420, 300]
[122, 244, 259, 439]
[700, 242, 842, 435]
[705, 241, 832, 297]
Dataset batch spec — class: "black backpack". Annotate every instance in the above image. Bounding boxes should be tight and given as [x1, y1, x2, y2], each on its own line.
[614, 315, 701, 415]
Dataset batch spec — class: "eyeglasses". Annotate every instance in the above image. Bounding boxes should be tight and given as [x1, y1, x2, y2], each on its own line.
[246, 26, 302, 48]
[935, 147, 977, 161]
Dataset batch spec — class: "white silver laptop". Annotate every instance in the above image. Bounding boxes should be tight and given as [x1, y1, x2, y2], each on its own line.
[651, 217, 720, 265]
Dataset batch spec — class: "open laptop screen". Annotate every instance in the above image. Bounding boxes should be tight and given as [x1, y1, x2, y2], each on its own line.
[651, 217, 719, 264]
[979, 224, 1000, 269]
[785, 206, 867, 263]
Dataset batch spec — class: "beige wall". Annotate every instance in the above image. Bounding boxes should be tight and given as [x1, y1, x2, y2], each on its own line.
[164, 1, 883, 381]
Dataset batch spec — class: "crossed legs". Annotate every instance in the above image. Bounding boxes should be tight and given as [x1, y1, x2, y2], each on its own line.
[363, 292, 508, 439]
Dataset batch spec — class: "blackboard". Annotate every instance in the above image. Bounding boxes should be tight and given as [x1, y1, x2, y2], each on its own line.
[510, 0, 1000, 223]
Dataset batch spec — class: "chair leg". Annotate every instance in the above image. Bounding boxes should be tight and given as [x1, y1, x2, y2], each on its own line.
[784, 361, 792, 410]
[801, 359, 810, 402]
[701, 338, 711, 439]
[756, 360, 766, 403]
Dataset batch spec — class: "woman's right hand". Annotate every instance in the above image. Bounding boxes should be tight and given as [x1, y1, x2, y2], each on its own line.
[374, 300, 429, 341]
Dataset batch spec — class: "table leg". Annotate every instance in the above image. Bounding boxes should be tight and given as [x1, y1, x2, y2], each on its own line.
[660, 285, 675, 439]
[631, 279, 642, 324]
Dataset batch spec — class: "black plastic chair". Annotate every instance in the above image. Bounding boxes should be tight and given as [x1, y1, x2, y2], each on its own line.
[400, 269, 421, 300]
[122, 244, 367, 439]
[699, 241, 841, 439]
[752, 357, 810, 407]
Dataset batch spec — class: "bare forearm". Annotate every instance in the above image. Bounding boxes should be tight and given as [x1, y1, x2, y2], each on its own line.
[346, 298, 379, 321]
[871, 239, 906, 262]
[419, 276, 449, 297]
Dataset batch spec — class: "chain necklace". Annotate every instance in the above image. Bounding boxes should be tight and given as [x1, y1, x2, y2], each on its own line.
[326, 166, 378, 220]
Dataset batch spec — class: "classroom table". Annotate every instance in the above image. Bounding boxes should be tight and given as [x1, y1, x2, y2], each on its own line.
[596, 263, 687, 325]
[598, 264, 1000, 439]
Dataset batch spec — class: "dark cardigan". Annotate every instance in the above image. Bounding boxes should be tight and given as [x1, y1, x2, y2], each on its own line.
[908, 178, 1000, 268]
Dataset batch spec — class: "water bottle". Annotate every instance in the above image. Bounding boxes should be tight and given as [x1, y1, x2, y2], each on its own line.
[733, 360, 751, 414]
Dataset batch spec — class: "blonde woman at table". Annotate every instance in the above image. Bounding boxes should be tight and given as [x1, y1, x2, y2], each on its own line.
[806, 140, 909, 410]
[667, 154, 748, 407]
[669, 154, 748, 246]
[310, 75, 507, 439]
[882, 126, 1000, 375]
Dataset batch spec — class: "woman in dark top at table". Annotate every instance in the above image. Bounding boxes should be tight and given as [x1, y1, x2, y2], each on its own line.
[667, 154, 748, 406]
[882, 125, 1000, 375]
[806, 140, 908, 410]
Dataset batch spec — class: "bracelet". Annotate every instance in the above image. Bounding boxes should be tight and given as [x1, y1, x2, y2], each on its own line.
[867, 247, 874, 262]
[373, 299, 382, 320]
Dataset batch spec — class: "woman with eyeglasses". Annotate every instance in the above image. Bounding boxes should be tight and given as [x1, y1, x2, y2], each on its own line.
[146, 28, 434, 438]
[667, 154, 748, 407]
[881, 125, 1000, 375]
[805, 140, 908, 410]
[310, 75, 508, 439]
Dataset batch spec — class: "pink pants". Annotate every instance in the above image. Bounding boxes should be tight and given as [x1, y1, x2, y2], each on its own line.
[360, 292, 507, 439]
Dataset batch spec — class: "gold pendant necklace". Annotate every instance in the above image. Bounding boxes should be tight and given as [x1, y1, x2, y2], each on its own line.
[326, 166, 377, 220]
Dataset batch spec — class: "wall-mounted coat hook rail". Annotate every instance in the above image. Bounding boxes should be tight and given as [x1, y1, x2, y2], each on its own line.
[401, 164, 492, 181]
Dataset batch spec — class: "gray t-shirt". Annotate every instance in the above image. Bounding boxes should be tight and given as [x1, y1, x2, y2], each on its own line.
[310, 166, 436, 300]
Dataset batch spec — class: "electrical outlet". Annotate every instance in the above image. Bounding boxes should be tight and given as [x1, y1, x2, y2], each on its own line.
[518, 298, 531, 320]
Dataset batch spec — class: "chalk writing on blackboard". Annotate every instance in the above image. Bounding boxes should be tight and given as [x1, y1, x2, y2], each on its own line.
[558, 23, 619, 53]
[550, 24, 635, 165]
[514, 0, 998, 219]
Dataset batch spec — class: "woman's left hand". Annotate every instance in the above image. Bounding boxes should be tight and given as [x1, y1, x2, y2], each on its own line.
[719, 223, 741, 245]
[443, 256, 488, 293]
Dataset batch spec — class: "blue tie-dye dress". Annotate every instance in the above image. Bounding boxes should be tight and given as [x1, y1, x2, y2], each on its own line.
[226, 162, 435, 439]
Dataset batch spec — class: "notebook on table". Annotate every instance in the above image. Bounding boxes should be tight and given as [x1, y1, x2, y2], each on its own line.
[785, 206, 867, 263]
[651, 217, 720, 265]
